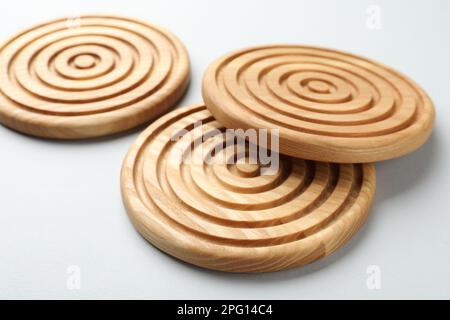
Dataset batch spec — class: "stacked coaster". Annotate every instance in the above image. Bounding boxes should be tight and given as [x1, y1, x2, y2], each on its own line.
[122, 45, 434, 272]
[202, 45, 435, 163]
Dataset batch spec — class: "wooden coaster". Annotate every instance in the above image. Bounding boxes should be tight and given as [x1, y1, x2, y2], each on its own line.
[0, 16, 189, 139]
[202, 45, 435, 163]
[121, 104, 376, 272]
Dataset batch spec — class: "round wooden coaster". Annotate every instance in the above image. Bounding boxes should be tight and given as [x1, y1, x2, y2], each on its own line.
[202, 45, 435, 163]
[121, 104, 376, 272]
[0, 16, 189, 139]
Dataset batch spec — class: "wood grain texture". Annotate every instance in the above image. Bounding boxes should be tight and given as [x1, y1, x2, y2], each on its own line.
[0, 15, 189, 139]
[202, 45, 435, 163]
[121, 104, 376, 272]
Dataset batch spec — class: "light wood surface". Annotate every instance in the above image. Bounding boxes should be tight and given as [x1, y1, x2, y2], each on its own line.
[121, 104, 376, 272]
[202, 45, 435, 163]
[0, 15, 189, 139]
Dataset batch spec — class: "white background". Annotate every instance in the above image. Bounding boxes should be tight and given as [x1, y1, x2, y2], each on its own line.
[0, 0, 449, 299]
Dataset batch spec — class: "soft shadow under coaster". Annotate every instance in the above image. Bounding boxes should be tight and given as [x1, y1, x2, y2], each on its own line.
[121, 104, 376, 272]
[0, 15, 189, 139]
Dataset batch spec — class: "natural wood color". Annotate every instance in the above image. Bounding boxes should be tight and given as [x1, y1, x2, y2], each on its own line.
[202, 45, 435, 163]
[121, 104, 376, 273]
[0, 15, 189, 139]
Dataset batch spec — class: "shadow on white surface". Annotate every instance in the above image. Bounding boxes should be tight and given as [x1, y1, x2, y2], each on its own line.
[375, 132, 439, 202]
